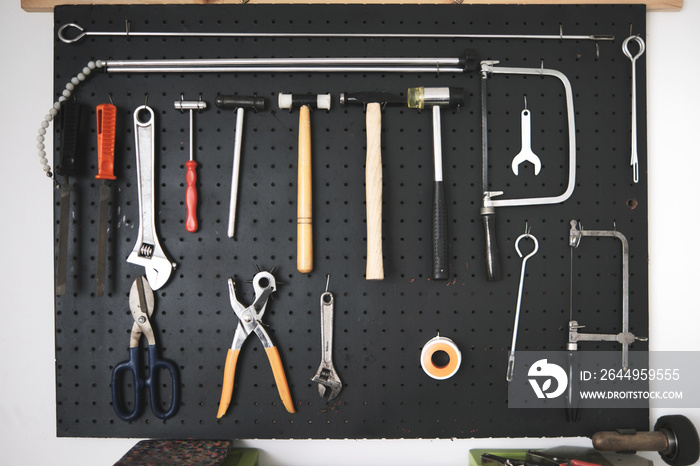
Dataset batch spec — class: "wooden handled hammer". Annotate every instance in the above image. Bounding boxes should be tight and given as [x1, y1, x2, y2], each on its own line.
[278, 93, 332, 274]
[340, 91, 406, 280]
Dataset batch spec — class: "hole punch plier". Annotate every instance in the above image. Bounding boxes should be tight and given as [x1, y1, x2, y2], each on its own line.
[217, 270, 295, 418]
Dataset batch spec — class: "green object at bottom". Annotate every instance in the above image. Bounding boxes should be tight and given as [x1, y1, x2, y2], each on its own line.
[469, 449, 528, 466]
[223, 448, 259, 466]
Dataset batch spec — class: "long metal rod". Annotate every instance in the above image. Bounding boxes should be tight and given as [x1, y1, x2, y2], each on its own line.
[106, 57, 463, 68]
[106, 65, 466, 74]
[104, 56, 466, 74]
[59, 22, 615, 44]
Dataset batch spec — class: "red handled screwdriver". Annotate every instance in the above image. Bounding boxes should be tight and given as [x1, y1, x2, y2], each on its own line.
[95, 102, 117, 296]
[174, 95, 207, 232]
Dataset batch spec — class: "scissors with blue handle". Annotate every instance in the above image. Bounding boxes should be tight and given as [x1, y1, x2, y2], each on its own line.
[111, 276, 180, 422]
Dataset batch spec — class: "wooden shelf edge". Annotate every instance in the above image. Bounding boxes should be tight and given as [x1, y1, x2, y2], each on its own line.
[21, 0, 683, 13]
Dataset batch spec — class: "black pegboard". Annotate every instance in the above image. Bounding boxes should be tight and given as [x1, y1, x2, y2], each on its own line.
[52, 4, 649, 439]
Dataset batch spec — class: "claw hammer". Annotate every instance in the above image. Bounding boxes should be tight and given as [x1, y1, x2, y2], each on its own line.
[339, 91, 405, 280]
[278, 92, 332, 274]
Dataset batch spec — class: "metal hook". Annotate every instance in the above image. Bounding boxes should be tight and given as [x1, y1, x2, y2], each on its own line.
[108, 93, 114, 105]
[178, 93, 185, 113]
[507, 227, 539, 381]
[57, 23, 87, 44]
[539, 59, 544, 76]
[523, 95, 528, 110]
[622, 35, 645, 62]
[595, 42, 600, 60]
[325, 274, 330, 293]
[515, 230, 539, 260]
[125, 20, 131, 37]
[144, 93, 149, 106]
[559, 24, 564, 40]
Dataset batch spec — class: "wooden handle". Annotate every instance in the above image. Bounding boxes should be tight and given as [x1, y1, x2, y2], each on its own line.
[365, 103, 384, 280]
[297, 105, 313, 273]
[592, 431, 669, 453]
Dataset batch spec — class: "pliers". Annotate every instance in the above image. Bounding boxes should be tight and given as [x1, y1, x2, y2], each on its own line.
[216, 270, 295, 418]
[481, 452, 601, 466]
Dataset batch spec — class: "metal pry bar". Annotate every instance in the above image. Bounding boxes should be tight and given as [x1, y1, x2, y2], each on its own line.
[567, 220, 647, 370]
[59, 21, 614, 44]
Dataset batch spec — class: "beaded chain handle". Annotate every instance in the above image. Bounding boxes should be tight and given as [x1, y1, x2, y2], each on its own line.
[37, 60, 104, 180]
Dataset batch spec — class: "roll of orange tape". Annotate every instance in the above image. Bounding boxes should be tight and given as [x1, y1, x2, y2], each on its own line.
[420, 335, 462, 380]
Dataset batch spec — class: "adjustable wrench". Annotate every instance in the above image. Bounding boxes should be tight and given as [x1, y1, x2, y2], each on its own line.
[126, 105, 175, 290]
[311, 278, 342, 400]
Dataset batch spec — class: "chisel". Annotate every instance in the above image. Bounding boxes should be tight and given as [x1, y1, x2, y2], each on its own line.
[95, 103, 117, 296]
[56, 100, 81, 296]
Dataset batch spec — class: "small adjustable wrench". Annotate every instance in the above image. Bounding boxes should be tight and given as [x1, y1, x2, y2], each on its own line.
[126, 105, 175, 290]
[311, 278, 342, 400]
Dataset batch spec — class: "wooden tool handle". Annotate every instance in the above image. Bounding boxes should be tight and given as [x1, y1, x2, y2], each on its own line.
[297, 105, 313, 273]
[365, 103, 384, 280]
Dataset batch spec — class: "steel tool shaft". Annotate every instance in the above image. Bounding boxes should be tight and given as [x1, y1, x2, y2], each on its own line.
[59, 22, 615, 44]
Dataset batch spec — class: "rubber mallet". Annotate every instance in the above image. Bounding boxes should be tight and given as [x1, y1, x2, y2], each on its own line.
[407, 86, 465, 281]
[278, 92, 332, 274]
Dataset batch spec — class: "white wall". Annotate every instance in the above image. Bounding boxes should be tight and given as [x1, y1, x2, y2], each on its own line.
[0, 2, 697, 464]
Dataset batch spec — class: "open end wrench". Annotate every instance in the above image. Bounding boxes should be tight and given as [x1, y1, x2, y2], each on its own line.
[126, 105, 175, 290]
[311, 278, 342, 400]
[511, 107, 542, 176]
